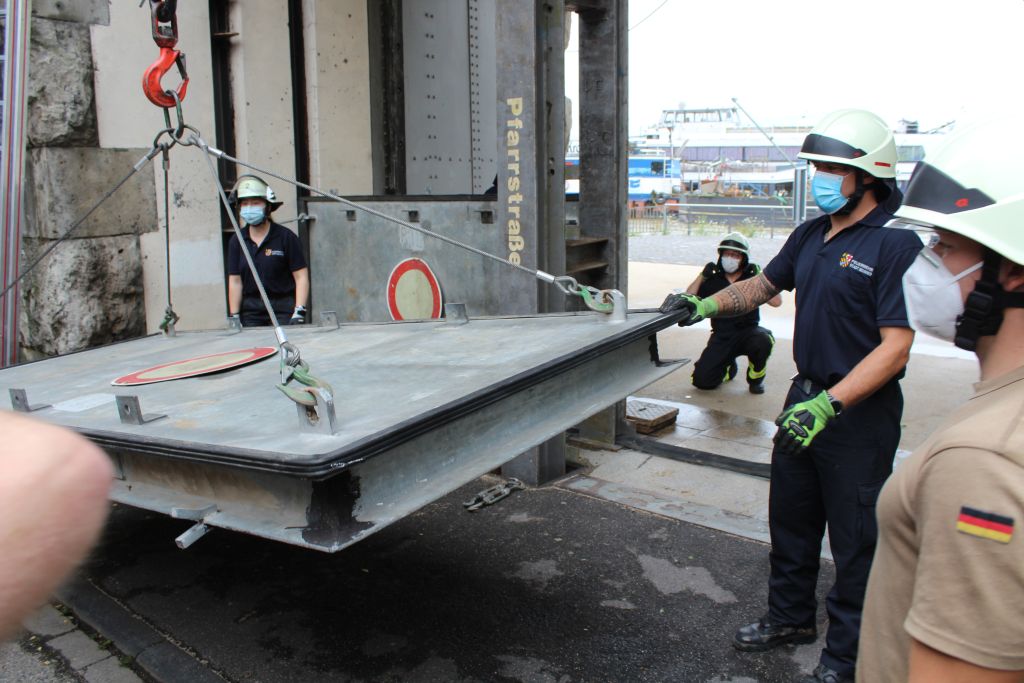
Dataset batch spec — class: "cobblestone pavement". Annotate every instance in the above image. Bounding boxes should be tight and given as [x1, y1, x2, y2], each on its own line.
[628, 232, 790, 267]
[2, 604, 147, 683]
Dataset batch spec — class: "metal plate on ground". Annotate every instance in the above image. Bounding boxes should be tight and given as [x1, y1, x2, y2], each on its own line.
[626, 398, 679, 434]
[111, 347, 278, 386]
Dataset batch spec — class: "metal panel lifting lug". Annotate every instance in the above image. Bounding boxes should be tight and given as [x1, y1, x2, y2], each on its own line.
[115, 395, 167, 425]
[444, 303, 469, 325]
[607, 290, 627, 324]
[318, 311, 340, 329]
[171, 506, 216, 548]
[296, 387, 338, 435]
[9, 388, 50, 413]
[175, 522, 211, 549]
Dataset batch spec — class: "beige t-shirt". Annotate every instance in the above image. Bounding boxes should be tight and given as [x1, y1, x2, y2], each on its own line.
[857, 365, 1024, 681]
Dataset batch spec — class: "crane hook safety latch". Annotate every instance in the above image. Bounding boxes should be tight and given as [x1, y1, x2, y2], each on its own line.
[143, 47, 189, 108]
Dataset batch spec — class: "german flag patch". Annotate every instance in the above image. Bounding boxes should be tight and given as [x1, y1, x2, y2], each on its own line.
[956, 506, 1014, 544]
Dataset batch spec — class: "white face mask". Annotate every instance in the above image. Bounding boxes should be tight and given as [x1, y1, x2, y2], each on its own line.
[901, 249, 983, 342]
[720, 256, 742, 274]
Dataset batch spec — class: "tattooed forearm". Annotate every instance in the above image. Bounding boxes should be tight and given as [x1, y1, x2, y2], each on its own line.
[713, 273, 781, 317]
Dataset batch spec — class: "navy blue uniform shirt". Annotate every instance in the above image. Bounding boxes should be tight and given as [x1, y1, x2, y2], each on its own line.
[762, 205, 921, 387]
[227, 222, 307, 299]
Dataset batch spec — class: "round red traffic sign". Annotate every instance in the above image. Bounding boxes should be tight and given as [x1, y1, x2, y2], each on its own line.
[386, 258, 443, 320]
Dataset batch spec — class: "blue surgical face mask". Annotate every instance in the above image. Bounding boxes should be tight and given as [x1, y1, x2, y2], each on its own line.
[240, 205, 266, 226]
[811, 171, 848, 214]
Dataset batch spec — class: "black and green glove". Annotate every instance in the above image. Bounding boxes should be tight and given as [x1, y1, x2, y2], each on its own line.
[773, 390, 836, 455]
[658, 293, 719, 326]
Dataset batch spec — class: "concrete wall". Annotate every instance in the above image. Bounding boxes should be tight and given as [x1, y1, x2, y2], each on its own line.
[303, 0, 374, 195]
[91, 3, 225, 334]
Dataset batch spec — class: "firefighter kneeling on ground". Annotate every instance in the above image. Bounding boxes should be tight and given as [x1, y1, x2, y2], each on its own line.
[226, 175, 310, 327]
[684, 232, 782, 394]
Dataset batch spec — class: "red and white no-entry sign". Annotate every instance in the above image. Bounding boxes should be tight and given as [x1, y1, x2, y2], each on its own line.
[386, 258, 443, 320]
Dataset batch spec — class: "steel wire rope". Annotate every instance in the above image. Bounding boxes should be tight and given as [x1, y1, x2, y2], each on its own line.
[158, 144, 180, 332]
[0, 144, 164, 304]
[190, 129, 294, 356]
[187, 136, 591, 298]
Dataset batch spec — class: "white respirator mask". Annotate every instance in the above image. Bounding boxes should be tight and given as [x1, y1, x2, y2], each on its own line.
[720, 256, 742, 274]
[901, 248, 982, 342]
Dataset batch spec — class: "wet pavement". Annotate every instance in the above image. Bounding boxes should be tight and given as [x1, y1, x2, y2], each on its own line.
[57, 481, 831, 683]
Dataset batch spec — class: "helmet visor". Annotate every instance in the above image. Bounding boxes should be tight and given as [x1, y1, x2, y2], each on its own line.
[800, 134, 867, 160]
[902, 162, 996, 216]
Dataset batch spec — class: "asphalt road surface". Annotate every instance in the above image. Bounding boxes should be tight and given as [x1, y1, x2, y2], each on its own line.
[74, 478, 835, 682]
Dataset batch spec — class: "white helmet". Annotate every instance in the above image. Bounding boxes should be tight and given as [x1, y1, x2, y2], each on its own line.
[718, 232, 750, 257]
[229, 175, 283, 210]
[895, 121, 1024, 265]
[798, 109, 897, 179]
[896, 120, 1024, 351]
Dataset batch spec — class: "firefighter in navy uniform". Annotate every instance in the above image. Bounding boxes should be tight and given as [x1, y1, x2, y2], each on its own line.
[858, 122, 1024, 682]
[226, 175, 310, 327]
[686, 232, 781, 394]
[660, 109, 923, 683]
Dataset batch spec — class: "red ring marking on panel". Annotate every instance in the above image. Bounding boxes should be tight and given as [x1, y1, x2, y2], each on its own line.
[112, 346, 278, 386]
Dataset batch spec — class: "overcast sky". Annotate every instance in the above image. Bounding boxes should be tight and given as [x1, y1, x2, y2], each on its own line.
[566, 0, 1024, 138]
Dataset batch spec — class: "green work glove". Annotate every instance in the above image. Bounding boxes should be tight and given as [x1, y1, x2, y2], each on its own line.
[658, 293, 719, 326]
[773, 390, 836, 455]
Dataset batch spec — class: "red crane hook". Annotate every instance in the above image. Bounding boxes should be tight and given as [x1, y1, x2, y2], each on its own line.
[143, 47, 189, 108]
[142, 0, 189, 108]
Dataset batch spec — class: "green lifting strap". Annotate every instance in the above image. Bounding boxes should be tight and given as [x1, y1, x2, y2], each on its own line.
[575, 286, 615, 314]
[277, 357, 334, 407]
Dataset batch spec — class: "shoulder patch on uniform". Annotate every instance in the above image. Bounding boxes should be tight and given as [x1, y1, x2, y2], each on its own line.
[956, 506, 1014, 544]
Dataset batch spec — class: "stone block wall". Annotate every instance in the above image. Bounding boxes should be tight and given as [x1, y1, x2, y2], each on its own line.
[13, 9, 157, 360]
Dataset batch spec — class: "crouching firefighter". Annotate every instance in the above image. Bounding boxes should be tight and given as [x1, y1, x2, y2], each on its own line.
[685, 232, 781, 394]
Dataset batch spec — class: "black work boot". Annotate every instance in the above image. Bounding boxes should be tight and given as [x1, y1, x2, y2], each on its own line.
[732, 615, 816, 652]
[797, 663, 852, 683]
[748, 379, 765, 394]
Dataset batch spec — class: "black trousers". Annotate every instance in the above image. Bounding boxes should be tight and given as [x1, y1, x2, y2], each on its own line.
[240, 295, 294, 327]
[766, 378, 902, 678]
[691, 325, 774, 389]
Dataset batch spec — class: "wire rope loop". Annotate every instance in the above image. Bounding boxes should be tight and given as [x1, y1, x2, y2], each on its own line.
[170, 124, 203, 147]
[280, 342, 303, 368]
[151, 127, 178, 154]
[553, 275, 580, 296]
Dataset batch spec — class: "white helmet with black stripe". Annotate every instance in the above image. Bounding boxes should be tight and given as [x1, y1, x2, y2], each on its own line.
[895, 120, 1024, 350]
[798, 109, 897, 179]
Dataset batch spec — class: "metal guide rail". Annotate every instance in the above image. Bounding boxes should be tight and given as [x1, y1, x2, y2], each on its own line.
[1, 310, 688, 552]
